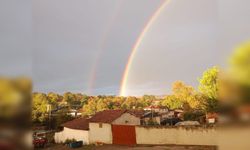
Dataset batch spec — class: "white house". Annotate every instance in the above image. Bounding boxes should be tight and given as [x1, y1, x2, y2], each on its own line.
[54, 117, 89, 144]
[88, 110, 141, 144]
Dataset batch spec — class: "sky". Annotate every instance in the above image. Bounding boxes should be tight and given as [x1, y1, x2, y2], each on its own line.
[0, 0, 250, 96]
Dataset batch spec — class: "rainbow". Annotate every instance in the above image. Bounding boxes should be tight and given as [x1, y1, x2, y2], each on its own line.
[119, 0, 171, 96]
[87, 0, 124, 94]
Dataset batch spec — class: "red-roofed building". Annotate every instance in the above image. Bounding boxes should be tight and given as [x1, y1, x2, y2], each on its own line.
[55, 117, 89, 144]
[54, 110, 141, 145]
[89, 110, 141, 144]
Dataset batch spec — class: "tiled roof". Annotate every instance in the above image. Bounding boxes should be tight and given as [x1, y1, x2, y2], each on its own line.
[62, 117, 89, 130]
[128, 110, 145, 118]
[142, 112, 160, 118]
[89, 110, 127, 123]
[144, 105, 168, 109]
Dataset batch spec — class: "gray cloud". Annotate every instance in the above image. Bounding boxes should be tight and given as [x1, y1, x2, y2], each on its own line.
[0, 0, 249, 96]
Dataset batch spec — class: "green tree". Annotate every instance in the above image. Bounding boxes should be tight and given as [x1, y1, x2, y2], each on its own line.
[228, 41, 250, 102]
[47, 92, 60, 109]
[83, 98, 98, 115]
[172, 81, 201, 109]
[161, 95, 183, 109]
[32, 93, 49, 123]
[63, 92, 79, 108]
[52, 107, 73, 130]
[198, 66, 219, 99]
[198, 67, 220, 112]
[229, 41, 250, 86]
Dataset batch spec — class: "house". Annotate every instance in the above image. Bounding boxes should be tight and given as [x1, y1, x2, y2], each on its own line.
[206, 113, 218, 124]
[161, 109, 184, 119]
[143, 105, 169, 113]
[54, 117, 89, 144]
[88, 110, 140, 144]
[127, 109, 145, 125]
[141, 111, 161, 125]
[237, 105, 250, 122]
[68, 109, 82, 117]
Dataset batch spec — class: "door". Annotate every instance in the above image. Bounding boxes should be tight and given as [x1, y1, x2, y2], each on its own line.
[111, 125, 136, 146]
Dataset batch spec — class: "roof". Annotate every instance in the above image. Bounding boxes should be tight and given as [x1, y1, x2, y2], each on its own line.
[127, 110, 145, 118]
[142, 112, 160, 118]
[89, 110, 127, 123]
[238, 105, 250, 113]
[62, 117, 89, 130]
[144, 105, 168, 109]
[206, 113, 218, 119]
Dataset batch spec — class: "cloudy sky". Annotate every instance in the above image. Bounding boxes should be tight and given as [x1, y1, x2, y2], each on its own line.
[1, 0, 250, 96]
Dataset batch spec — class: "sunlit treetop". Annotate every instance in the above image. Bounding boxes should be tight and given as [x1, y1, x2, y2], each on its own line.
[198, 66, 220, 100]
[229, 41, 250, 86]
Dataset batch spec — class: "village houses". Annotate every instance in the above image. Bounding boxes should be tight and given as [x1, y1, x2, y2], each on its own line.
[55, 110, 141, 145]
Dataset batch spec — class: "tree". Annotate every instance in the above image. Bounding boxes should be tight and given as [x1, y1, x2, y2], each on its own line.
[63, 92, 78, 108]
[228, 41, 250, 102]
[82, 98, 98, 115]
[172, 81, 200, 109]
[161, 95, 183, 109]
[198, 66, 219, 100]
[47, 92, 60, 109]
[161, 81, 202, 110]
[52, 107, 73, 130]
[32, 93, 49, 123]
[198, 67, 220, 112]
[229, 41, 250, 86]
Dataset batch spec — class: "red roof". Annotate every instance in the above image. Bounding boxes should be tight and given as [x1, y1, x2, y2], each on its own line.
[89, 110, 127, 123]
[62, 117, 89, 130]
[144, 105, 168, 109]
[128, 110, 145, 118]
[238, 105, 250, 113]
[206, 113, 218, 119]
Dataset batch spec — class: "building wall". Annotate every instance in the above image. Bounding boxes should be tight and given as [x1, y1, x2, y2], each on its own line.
[89, 123, 112, 144]
[54, 127, 89, 144]
[135, 126, 250, 150]
[112, 113, 140, 125]
[136, 126, 216, 146]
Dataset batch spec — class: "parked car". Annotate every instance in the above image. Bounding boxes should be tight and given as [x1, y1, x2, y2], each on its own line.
[33, 137, 47, 148]
[33, 130, 54, 148]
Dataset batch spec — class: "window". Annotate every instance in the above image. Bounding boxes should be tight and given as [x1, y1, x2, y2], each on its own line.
[99, 123, 102, 128]
[125, 120, 129, 123]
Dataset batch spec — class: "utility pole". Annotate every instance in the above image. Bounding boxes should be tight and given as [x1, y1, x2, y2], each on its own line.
[47, 104, 51, 130]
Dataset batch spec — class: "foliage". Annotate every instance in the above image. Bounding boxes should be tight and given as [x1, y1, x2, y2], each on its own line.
[51, 108, 73, 130]
[228, 41, 250, 102]
[229, 41, 250, 86]
[32, 93, 49, 123]
[198, 66, 219, 100]
[161, 81, 202, 110]
[198, 67, 220, 112]
[161, 95, 183, 110]
[82, 96, 149, 115]
[0, 78, 31, 126]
